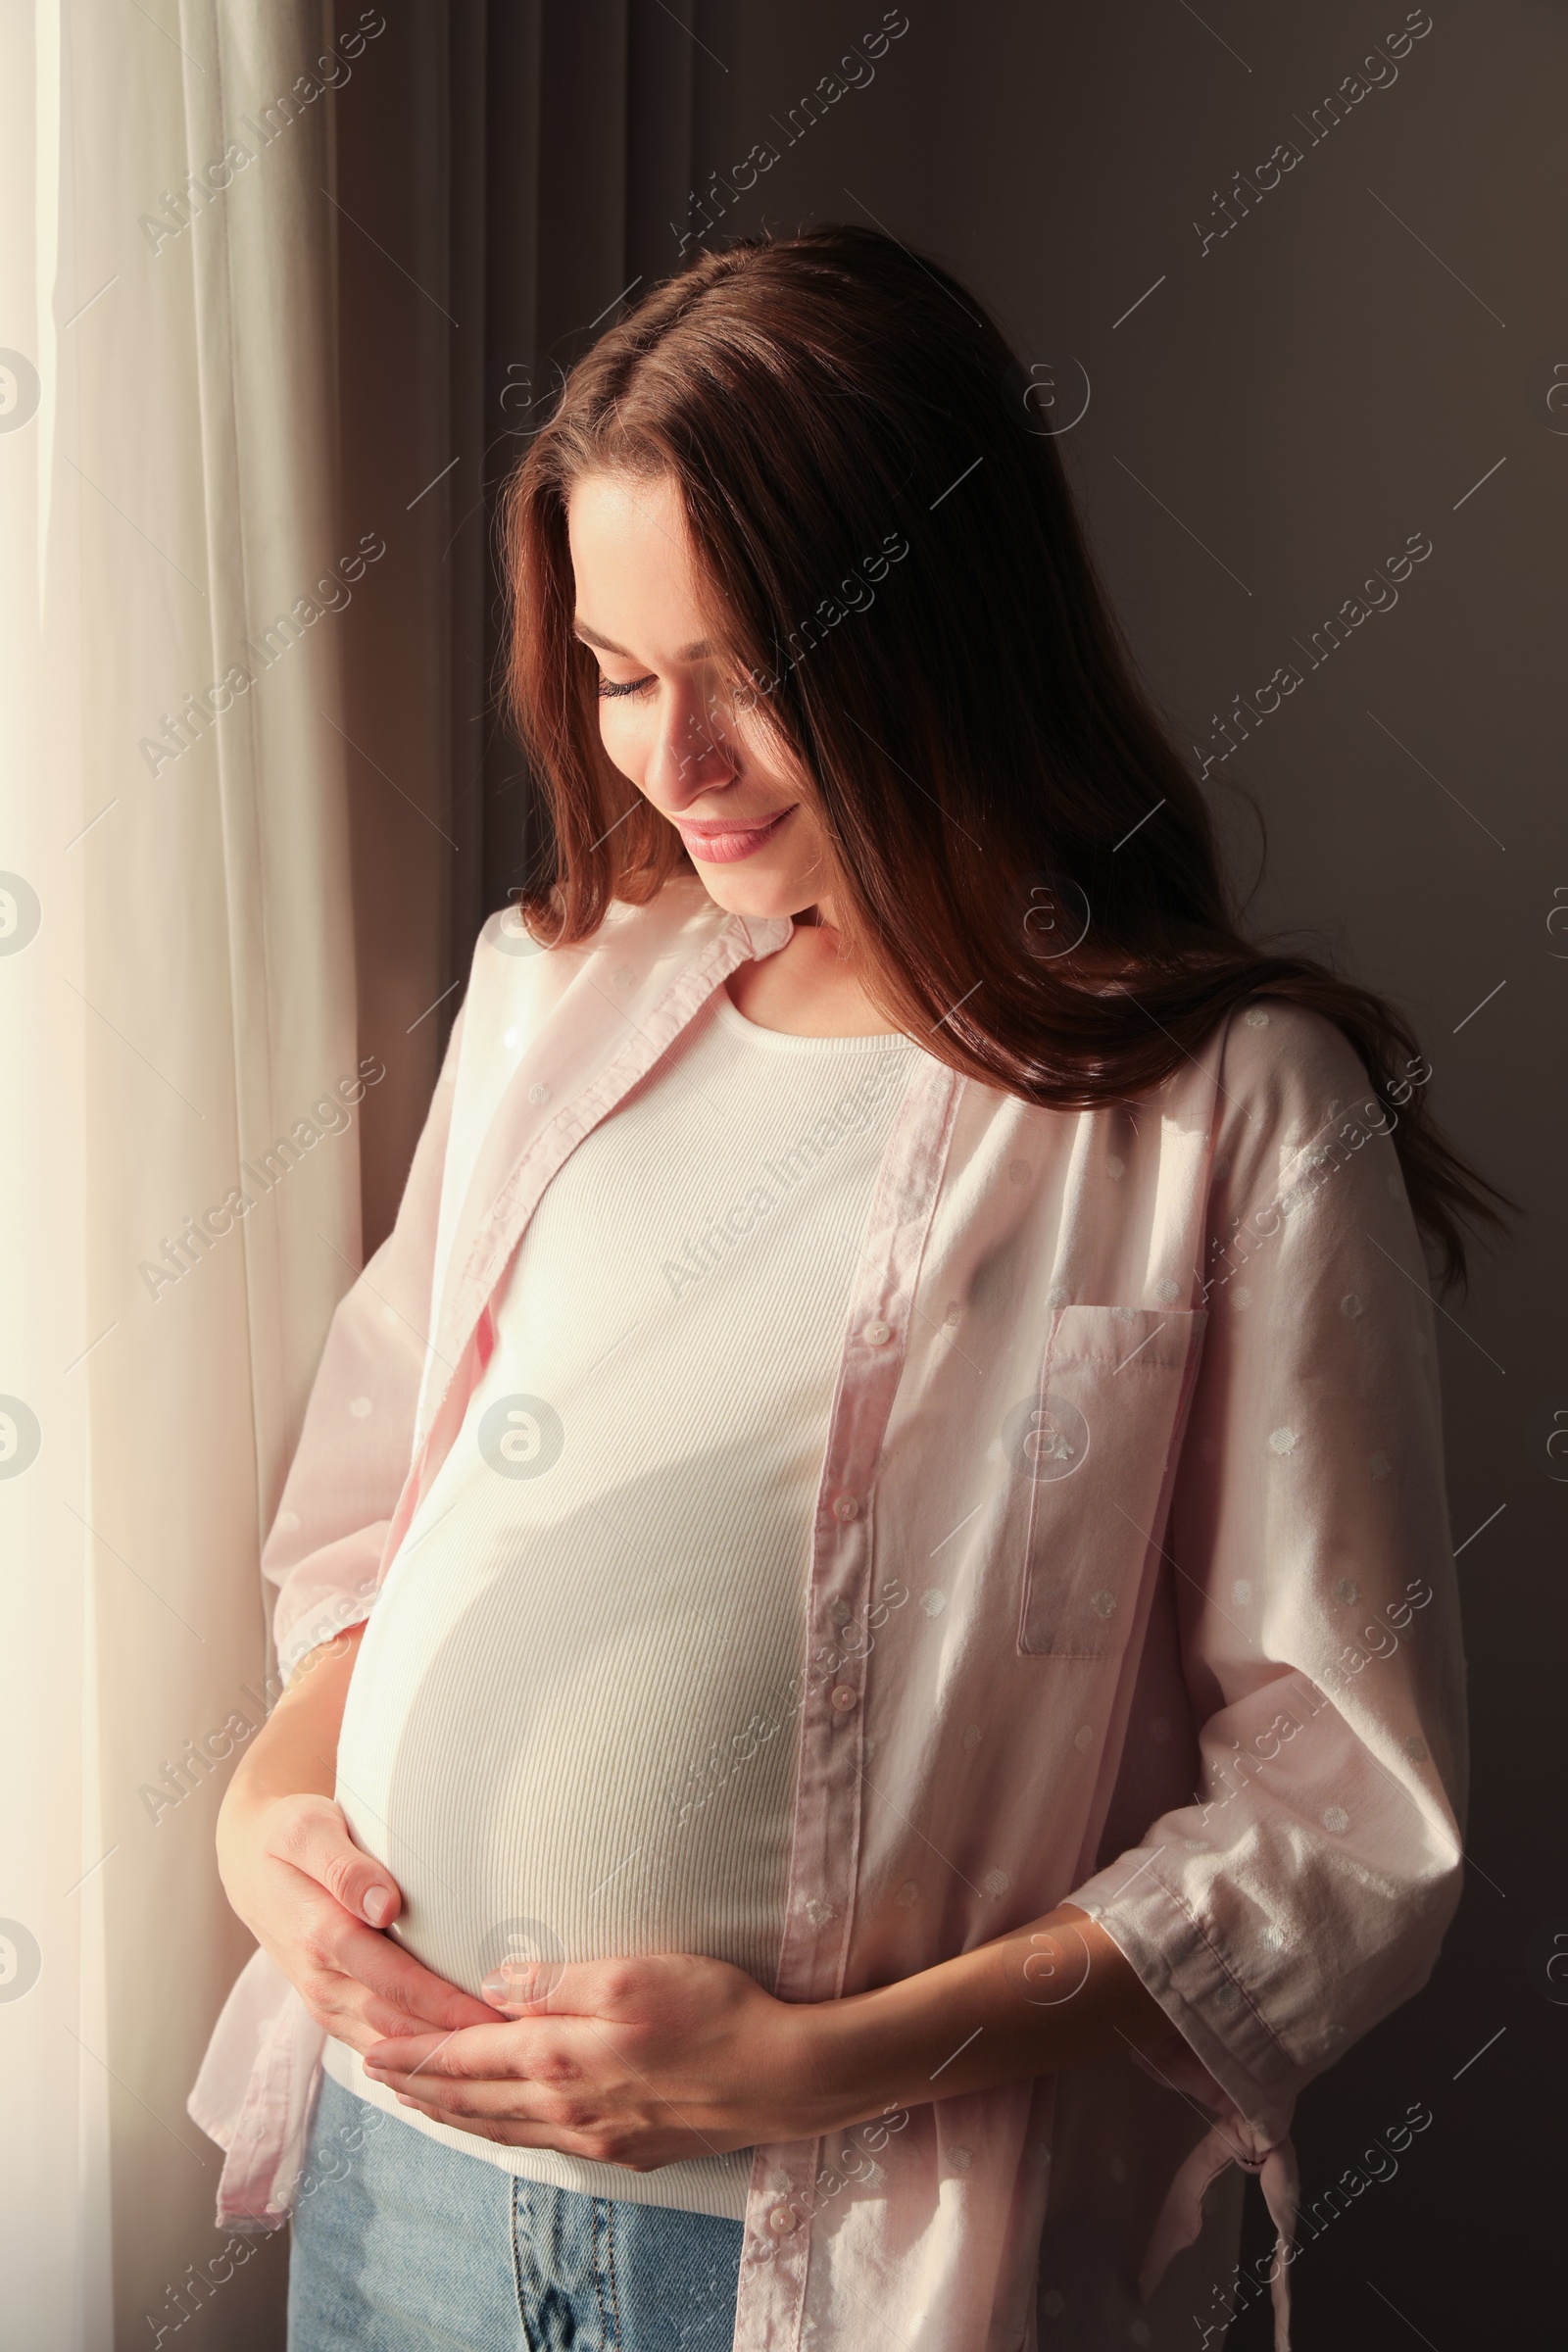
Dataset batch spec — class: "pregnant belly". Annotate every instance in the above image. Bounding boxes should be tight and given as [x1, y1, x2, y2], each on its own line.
[334, 1503, 803, 2001]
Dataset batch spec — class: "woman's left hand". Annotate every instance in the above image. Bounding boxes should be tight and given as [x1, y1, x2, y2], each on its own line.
[360, 1952, 841, 2169]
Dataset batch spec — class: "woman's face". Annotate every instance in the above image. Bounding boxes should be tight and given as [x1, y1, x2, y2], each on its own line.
[566, 469, 834, 922]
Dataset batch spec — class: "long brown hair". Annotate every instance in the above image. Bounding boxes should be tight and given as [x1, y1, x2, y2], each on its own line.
[501, 222, 1509, 1292]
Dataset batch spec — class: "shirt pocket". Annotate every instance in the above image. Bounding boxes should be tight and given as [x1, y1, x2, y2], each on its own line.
[1013, 1304, 1207, 1659]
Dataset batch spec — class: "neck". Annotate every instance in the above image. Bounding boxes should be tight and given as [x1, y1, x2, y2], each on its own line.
[724, 906, 894, 1038]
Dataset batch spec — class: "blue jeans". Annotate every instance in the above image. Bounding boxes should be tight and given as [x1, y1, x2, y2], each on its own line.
[288, 2076, 744, 2350]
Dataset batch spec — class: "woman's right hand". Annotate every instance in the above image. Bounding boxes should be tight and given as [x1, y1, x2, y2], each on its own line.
[217, 1786, 504, 2055]
[215, 1622, 501, 2054]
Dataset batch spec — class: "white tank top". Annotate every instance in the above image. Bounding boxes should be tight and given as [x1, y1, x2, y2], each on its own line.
[326, 988, 921, 2215]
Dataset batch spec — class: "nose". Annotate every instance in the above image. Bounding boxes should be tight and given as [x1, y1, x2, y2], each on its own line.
[646, 673, 738, 809]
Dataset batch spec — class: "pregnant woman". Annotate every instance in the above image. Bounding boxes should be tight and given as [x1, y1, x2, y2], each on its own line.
[194, 226, 1487, 2351]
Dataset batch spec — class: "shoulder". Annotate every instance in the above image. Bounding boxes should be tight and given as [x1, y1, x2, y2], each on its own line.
[1214, 996, 1378, 1126]
[465, 875, 723, 1017]
[1132, 995, 1375, 1166]
[448, 875, 759, 1118]
[1204, 994, 1413, 1234]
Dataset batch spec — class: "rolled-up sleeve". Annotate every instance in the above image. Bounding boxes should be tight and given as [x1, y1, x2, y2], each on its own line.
[264, 1001, 466, 1682]
[1068, 1002, 1468, 2139]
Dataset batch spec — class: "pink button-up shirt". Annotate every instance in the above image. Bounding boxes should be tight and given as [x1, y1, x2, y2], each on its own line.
[189, 877, 1466, 2351]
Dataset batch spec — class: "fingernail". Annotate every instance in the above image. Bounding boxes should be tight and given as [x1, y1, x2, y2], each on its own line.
[363, 1886, 393, 1927]
[482, 1960, 538, 2002]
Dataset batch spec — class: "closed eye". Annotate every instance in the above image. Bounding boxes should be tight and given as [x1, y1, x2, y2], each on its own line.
[597, 673, 656, 702]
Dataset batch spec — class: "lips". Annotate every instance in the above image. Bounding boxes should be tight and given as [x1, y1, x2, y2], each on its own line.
[675, 806, 796, 864]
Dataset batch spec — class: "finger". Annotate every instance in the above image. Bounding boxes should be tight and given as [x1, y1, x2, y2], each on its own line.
[477, 1955, 573, 2013]
[299, 1968, 503, 2063]
[364, 2018, 555, 2078]
[370, 2069, 578, 2125]
[271, 1797, 406, 1929]
[334, 1989, 496, 2052]
[329, 1923, 507, 2031]
[476, 1956, 606, 2015]
[392, 2095, 592, 2154]
[377, 2070, 519, 2116]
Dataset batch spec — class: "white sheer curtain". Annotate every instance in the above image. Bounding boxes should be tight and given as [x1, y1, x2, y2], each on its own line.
[2, 6, 360, 2341]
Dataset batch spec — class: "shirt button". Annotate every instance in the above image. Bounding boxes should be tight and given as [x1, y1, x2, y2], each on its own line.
[527, 1081, 550, 1105]
[766, 2203, 798, 2235]
[863, 1318, 891, 1347]
[830, 1684, 858, 1712]
[832, 1494, 859, 1523]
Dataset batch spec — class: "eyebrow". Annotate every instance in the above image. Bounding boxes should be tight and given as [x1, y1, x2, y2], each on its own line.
[574, 620, 713, 663]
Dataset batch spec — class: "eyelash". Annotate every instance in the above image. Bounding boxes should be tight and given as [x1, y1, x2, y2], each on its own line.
[596, 674, 656, 702]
